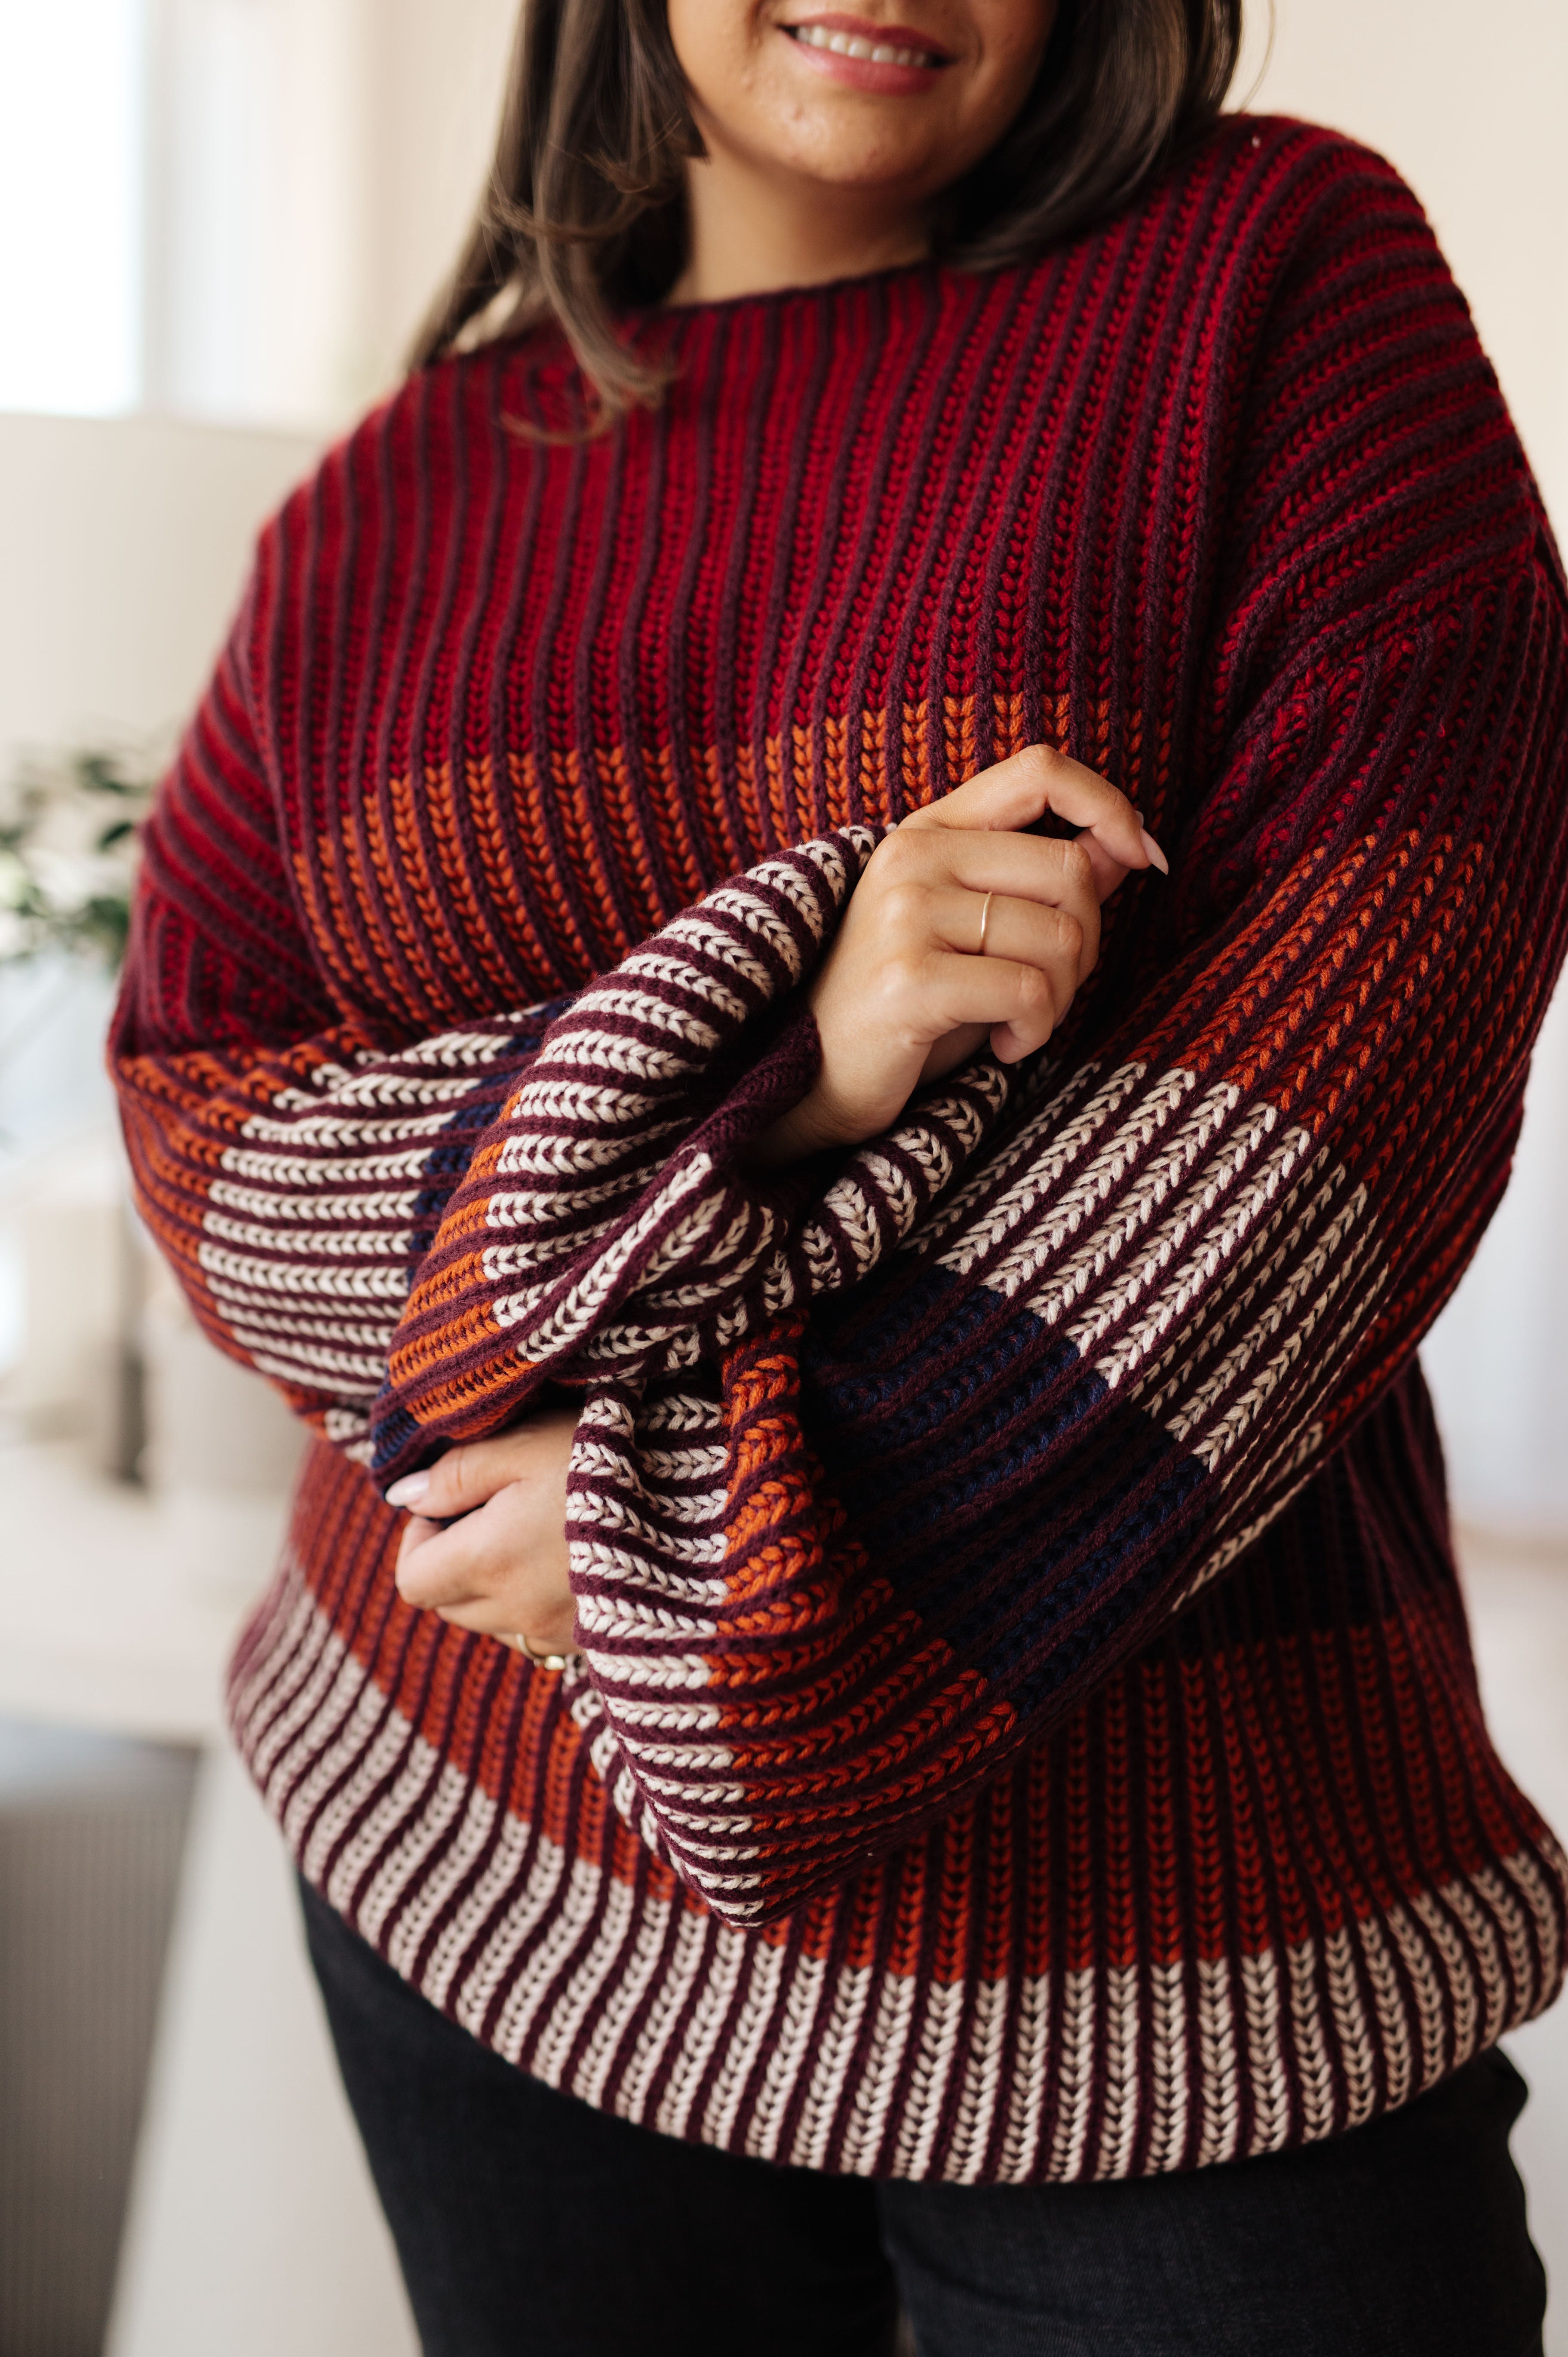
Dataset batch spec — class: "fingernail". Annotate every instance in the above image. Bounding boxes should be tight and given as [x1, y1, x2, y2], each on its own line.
[386, 1471, 431, 1510]
[1139, 828, 1169, 876]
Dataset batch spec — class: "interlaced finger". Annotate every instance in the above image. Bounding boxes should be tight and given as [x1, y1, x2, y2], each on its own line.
[878, 821, 1102, 930]
[433, 1595, 581, 1663]
[395, 1482, 550, 1611]
[924, 884, 1092, 989]
[902, 743, 1163, 876]
[914, 945, 1077, 1062]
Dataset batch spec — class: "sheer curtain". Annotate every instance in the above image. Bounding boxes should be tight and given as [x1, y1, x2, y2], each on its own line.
[0, 0, 144, 416]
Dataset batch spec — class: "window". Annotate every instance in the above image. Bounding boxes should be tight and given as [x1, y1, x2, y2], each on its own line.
[0, 0, 145, 416]
[0, 0, 370, 431]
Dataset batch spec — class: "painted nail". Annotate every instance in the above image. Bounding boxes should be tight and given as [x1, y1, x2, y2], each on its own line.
[1139, 827, 1169, 876]
[386, 1470, 432, 1510]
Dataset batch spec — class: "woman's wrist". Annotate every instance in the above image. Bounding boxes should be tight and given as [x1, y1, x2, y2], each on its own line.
[744, 1085, 843, 1172]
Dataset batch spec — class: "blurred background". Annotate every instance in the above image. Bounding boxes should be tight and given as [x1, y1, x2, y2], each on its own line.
[0, 1, 1564, 2351]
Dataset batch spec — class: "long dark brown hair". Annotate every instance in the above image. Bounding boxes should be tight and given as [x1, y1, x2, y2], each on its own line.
[414, 0, 1243, 419]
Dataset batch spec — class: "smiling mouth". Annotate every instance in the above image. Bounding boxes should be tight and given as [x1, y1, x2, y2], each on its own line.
[783, 21, 951, 68]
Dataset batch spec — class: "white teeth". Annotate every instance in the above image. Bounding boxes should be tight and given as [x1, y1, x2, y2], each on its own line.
[789, 22, 938, 65]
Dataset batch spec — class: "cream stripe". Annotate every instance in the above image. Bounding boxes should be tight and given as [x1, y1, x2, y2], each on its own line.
[572, 1889, 681, 2113]
[1093, 1965, 1143, 2180]
[745, 1949, 832, 2163]
[532, 1873, 642, 2087]
[615, 1902, 724, 2125]
[835, 1966, 921, 2177]
[893, 1980, 970, 2180]
[1194, 1956, 1243, 2167]
[1356, 1913, 1414, 2111]
[947, 1979, 1012, 2184]
[1239, 1948, 1292, 2153]
[239, 1579, 1565, 2184]
[1045, 1967, 1099, 2179]
[1142, 1960, 1191, 2174]
[654, 1918, 752, 2141]
[792, 1962, 877, 2175]
[1285, 1937, 1337, 2145]
[995, 1973, 1053, 2182]
[699, 1937, 792, 2151]
[1323, 1926, 1378, 2133]
[449, 1832, 572, 2050]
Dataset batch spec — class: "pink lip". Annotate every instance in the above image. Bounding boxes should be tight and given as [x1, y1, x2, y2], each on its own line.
[780, 12, 956, 94]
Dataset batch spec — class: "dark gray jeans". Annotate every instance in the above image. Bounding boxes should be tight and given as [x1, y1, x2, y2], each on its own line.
[301, 1879, 1547, 2357]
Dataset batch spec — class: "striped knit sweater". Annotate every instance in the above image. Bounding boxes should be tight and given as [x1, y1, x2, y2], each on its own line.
[114, 115, 1568, 2183]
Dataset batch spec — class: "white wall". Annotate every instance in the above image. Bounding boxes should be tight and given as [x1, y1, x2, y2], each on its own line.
[148, 0, 369, 427]
[0, 0, 144, 417]
[350, 0, 1568, 511]
[0, 413, 320, 1157]
[1236, 0, 1568, 532]
[0, 410, 319, 770]
[142, 0, 519, 430]
[359, 0, 520, 385]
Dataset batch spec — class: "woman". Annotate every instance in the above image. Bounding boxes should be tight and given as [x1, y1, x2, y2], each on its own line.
[112, 0, 1566, 2347]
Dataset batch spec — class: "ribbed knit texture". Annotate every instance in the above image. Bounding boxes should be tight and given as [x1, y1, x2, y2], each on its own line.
[114, 117, 1568, 2182]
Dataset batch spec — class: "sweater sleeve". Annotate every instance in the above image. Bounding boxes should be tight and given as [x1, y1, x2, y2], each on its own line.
[362, 160, 1568, 1924]
[111, 592, 841, 1456]
[110, 607, 581, 1455]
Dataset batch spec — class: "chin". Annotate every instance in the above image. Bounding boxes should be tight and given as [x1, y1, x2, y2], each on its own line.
[782, 127, 944, 190]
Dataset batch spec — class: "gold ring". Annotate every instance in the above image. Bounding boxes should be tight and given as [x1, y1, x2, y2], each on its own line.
[976, 891, 994, 957]
[510, 1633, 573, 1672]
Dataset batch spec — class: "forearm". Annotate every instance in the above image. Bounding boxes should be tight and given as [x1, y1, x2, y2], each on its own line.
[549, 563, 1568, 1924]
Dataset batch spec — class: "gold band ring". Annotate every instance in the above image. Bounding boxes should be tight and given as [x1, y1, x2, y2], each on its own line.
[976, 891, 995, 957]
[510, 1633, 573, 1672]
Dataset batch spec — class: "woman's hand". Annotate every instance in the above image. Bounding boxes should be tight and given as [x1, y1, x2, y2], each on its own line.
[387, 1409, 580, 1662]
[753, 745, 1165, 1168]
